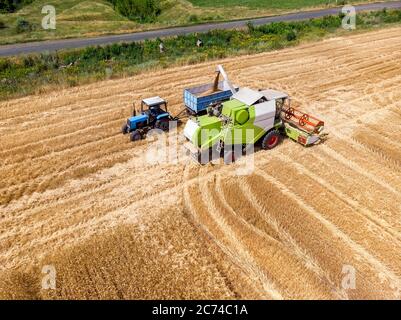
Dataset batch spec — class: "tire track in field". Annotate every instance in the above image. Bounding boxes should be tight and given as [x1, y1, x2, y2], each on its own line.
[199, 173, 284, 299]
[0, 94, 130, 134]
[255, 168, 401, 295]
[214, 175, 281, 246]
[0, 134, 134, 204]
[214, 174, 336, 299]
[363, 123, 401, 147]
[273, 152, 401, 275]
[307, 150, 401, 228]
[275, 152, 401, 244]
[0, 183, 182, 271]
[237, 175, 346, 299]
[351, 134, 401, 169]
[0, 117, 123, 166]
[0, 106, 124, 153]
[0, 166, 176, 243]
[182, 165, 271, 299]
[186, 165, 283, 299]
[1, 161, 216, 266]
[0, 159, 190, 246]
[330, 131, 401, 171]
[0, 156, 159, 218]
[320, 143, 400, 196]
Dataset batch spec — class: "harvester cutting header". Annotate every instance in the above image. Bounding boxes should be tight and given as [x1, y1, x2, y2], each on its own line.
[122, 65, 326, 163]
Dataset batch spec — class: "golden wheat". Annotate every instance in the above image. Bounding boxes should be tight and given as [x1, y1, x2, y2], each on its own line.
[1, 26, 401, 299]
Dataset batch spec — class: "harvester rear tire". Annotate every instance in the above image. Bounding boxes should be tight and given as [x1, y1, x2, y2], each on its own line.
[130, 130, 142, 142]
[262, 130, 280, 150]
[223, 150, 236, 164]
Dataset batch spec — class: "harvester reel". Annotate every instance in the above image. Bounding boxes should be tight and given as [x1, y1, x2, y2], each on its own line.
[299, 114, 309, 126]
[284, 107, 295, 120]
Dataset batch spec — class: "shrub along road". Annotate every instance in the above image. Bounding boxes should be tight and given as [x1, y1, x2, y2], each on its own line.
[1, 0, 401, 57]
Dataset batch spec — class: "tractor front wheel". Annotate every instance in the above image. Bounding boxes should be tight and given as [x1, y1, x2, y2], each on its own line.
[262, 130, 280, 150]
[130, 130, 143, 142]
[121, 123, 129, 135]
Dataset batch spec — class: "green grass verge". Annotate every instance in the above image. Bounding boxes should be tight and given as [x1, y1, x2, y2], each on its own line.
[0, 0, 137, 44]
[189, 0, 345, 9]
[1, 8, 401, 101]
[0, 0, 387, 45]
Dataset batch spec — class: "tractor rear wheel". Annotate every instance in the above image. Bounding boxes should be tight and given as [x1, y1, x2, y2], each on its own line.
[121, 123, 129, 135]
[130, 130, 142, 142]
[262, 130, 280, 150]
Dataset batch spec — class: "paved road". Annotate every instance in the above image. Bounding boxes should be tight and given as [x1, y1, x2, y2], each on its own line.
[1, 1, 401, 57]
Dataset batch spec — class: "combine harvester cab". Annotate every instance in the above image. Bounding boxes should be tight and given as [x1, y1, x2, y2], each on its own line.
[184, 84, 326, 164]
[184, 87, 288, 164]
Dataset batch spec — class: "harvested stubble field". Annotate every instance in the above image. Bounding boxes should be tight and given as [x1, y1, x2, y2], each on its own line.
[0, 27, 401, 299]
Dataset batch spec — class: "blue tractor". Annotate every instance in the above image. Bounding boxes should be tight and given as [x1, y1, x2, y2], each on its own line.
[122, 97, 174, 142]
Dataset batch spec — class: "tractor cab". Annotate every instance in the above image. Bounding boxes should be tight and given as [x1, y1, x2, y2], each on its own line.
[140, 97, 169, 124]
[122, 96, 173, 141]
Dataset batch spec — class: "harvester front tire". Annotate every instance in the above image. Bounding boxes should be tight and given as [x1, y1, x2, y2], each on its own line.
[262, 130, 280, 150]
[223, 150, 236, 165]
[130, 130, 142, 142]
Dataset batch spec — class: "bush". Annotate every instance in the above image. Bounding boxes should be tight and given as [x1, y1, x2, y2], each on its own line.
[0, 21, 6, 29]
[0, 0, 34, 13]
[189, 15, 199, 23]
[22, 56, 36, 68]
[0, 0, 16, 13]
[246, 21, 255, 33]
[0, 59, 12, 72]
[107, 0, 161, 22]
[15, 18, 33, 33]
[286, 30, 297, 41]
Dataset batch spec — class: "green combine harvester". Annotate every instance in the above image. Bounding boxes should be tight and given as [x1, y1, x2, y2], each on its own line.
[183, 85, 326, 164]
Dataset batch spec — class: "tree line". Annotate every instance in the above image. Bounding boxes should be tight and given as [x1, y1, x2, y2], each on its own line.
[0, 0, 34, 13]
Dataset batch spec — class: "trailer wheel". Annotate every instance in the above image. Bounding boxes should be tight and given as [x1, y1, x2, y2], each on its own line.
[155, 119, 170, 132]
[121, 124, 129, 134]
[130, 130, 142, 142]
[262, 130, 280, 150]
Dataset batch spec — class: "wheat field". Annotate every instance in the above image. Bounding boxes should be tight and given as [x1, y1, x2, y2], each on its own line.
[0, 26, 400, 299]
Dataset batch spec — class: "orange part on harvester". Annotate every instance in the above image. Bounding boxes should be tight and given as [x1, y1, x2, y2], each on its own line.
[281, 107, 324, 134]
